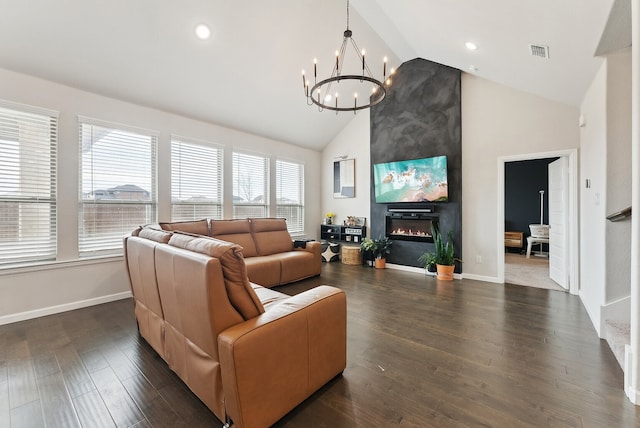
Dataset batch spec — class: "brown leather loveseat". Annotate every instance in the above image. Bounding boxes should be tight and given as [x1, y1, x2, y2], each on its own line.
[124, 226, 346, 428]
[159, 218, 321, 287]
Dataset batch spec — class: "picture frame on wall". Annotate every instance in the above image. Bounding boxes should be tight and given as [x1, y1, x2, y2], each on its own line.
[334, 158, 355, 198]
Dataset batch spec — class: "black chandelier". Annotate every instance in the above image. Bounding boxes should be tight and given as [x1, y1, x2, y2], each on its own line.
[301, 0, 393, 113]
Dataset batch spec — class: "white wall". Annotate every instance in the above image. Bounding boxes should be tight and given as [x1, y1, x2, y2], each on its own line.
[321, 113, 371, 228]
[461, 74, 581, 280]
[605, 48, 633, 304]
[579, 62, 608, 332]
[0, 68, 321, 323]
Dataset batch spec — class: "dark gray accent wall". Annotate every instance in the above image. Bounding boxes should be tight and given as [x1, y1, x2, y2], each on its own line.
[370, 58, 462, 270]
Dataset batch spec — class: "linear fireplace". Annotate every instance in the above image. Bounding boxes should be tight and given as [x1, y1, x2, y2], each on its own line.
[385, 209, 438, 242]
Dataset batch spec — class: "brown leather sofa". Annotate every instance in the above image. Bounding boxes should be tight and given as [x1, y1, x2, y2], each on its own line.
[158, 218, 321, 287]
[124, 226, 346, 428]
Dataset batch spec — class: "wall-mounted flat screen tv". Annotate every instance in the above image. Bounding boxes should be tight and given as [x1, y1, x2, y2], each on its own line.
[373, 155, 448, 203]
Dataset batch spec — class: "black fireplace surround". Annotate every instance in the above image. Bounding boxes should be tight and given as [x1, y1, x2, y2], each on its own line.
[370, 58, 462, 270]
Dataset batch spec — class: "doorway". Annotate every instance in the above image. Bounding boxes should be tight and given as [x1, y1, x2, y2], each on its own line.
[497, 149, 579, 295]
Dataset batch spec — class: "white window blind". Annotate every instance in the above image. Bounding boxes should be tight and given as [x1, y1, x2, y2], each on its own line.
[171, 138, 223, 221]
[232, 151, 268, 219]
[0, 103, 58, 266]
[276, 159, 304, 234]
[79, 120, 157, 257]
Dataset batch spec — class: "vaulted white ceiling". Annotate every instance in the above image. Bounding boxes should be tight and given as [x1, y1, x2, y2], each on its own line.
[0, 0, 618, 150]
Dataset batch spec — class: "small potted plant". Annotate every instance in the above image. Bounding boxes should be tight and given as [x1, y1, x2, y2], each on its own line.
[372, 236, 392, 269]
[418, 224, 459, 280]
[360, 237, 376, 267]
[417, 251, 437, 273]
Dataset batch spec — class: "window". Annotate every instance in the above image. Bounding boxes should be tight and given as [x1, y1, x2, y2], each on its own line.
[276, 159, 304, 234]
[232, 151, 268, 218]
[171, 138, 223, 221]
[79, 118, 157, 257]
[0, 102, 58, 266]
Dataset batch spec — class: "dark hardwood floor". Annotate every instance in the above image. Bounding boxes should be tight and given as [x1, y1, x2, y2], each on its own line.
[1, 263, 637, 427]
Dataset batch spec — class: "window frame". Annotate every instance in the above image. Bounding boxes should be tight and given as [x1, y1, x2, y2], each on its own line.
[0, 100, 58, 268]
[78, 116, 158, 258]
[276, 158, 305, 235]
[170, 136, 224, 221]
[231, 150, 270, 219]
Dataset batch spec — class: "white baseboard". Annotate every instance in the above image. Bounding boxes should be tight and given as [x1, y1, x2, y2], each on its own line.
[601, 295, 631, 327]
[0, 291, 132, 326]
[386, 263, 465, 280]
[462, 273, 502, 284]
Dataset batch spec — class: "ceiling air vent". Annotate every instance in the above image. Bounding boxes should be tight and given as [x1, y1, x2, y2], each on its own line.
[529, 44, 550, 59]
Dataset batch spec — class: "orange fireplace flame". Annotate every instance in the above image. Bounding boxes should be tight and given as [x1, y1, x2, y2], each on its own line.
[391, 228, 431, 237]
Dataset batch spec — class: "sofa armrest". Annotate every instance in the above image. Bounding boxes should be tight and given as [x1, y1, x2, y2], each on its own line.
[218, 285, 346, 428]
[293, 240, 321, 257]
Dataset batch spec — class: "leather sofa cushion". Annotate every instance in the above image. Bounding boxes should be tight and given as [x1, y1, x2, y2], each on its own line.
[210, 219, 258, 257]
[160, 219, 209, 236]
[250, 218, 293, 256]
[138, 227, 173, 243]
[168, 232, 265, 319]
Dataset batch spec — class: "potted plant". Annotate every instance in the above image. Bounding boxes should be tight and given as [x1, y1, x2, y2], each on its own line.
[418, 224, 459, 280]
[417, 251, 437, 273]
[372, 236, 392, 269]
[359, 236, 392, 268]
[360, 237, 376, 267]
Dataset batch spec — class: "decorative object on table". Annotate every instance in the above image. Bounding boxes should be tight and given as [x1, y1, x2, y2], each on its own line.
[418, 224, 459, 280]
[325, 211, 336, 225]
[360, 236, 392, 269]
[345, 216, 366, 226]
[321, 242, 341, 262]
[333, 158, 355, 198]
[300, 0, 392, 113]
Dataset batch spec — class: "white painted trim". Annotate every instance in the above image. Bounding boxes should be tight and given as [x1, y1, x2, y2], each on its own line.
[581, 290, 602, 336]
[386, 263, 463, 280]
[463, 273, 502, 284]
[0, 291, 132, 326]
[625, 345, 637, 403]
[602, 295, 632, 328]
[497, 149, 580, 295]
[386, 263, 426, 274]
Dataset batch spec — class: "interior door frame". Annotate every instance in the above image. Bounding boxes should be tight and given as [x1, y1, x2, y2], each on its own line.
[497, 149, 579, 295]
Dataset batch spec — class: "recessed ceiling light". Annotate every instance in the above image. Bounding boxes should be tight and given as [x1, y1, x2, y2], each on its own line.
[465, 42, 478, 51]
[195, 24, 211, 40]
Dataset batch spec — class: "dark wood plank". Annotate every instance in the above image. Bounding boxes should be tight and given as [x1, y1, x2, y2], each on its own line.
[36, 371, 80, 428]
[156, 382, 221, 427]
[89, 366, 145, 427]
[7, 359, 39, 409]
[9, 399, 44, 427]
[0, 380, 9, 428]
[122, 374, 185, 427]
[54, 344, 95, 399]
[72, 389, 115, 428]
